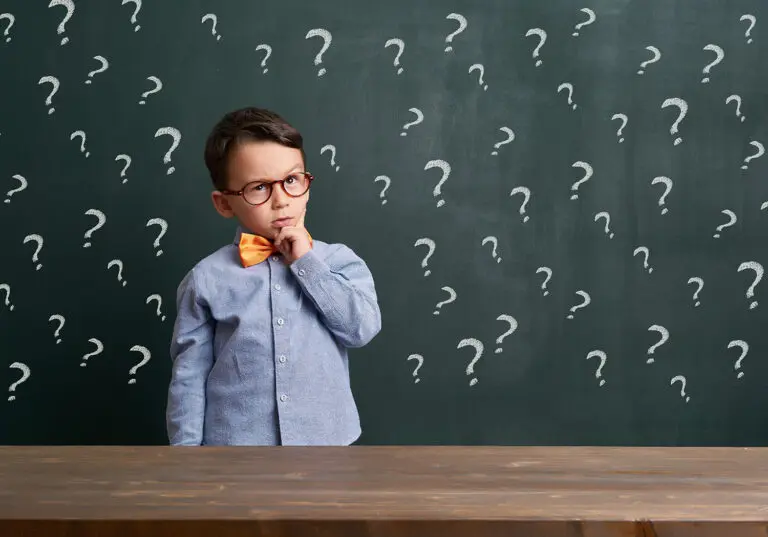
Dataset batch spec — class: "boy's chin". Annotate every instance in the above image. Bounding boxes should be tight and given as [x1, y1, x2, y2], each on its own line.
[239, 222, 275, 240]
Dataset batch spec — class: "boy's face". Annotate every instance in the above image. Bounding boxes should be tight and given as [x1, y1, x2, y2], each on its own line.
[211, 141, 309, 240]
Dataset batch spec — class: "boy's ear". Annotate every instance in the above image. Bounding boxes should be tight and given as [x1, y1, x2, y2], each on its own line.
[211, 191, 235, 218]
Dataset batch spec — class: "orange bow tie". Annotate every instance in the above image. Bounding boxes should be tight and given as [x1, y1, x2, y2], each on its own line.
[238, 231, 312, 268]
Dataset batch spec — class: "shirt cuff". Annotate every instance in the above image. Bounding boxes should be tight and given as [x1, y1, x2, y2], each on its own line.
[289, 248, 325, 279]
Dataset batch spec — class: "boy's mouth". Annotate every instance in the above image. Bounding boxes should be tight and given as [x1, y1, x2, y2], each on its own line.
[271, 216, 293, 228]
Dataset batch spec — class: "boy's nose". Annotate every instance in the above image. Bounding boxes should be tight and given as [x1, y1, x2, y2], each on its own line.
[271, 185, 289, 208]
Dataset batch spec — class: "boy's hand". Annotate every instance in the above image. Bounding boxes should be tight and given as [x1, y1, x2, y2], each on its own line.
[274, 207, 311, 264]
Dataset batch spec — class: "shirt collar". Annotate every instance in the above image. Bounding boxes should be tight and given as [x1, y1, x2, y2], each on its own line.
[233, 225, 274, 245]
[233, 225, 245, 245]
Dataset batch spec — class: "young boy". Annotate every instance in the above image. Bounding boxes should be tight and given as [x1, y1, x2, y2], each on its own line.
[166, 107, 381, 446]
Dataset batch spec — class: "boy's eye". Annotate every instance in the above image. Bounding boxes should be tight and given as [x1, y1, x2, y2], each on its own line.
[247, 183, 267, 192]
[284, 175, 297, 184]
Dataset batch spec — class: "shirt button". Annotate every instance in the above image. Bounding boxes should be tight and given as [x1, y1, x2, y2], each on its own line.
[274, 284, 281, 291]
[279, 355, 287, 363]
[276, 317, 284, 326]
[272, 255, 279, 261]
[298, 269, 306, 276]
[280, 394, 288, 402]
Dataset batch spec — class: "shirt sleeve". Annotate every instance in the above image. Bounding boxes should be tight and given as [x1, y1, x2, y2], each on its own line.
[289, 244, 382, 348]
[166, 267, 215, 446]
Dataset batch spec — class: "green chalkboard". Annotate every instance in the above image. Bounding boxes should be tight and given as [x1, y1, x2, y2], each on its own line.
[1, 0, 768, 445]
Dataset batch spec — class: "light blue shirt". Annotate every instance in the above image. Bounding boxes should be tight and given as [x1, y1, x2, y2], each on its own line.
[166, 226, 382, 446]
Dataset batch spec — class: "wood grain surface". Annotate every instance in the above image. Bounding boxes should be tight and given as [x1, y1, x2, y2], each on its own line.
[2, 446, 768, 536]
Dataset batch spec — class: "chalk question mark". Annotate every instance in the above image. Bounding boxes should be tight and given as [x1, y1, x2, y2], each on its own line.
[458, 338, 484, 386]
[424, 159, 451, 207]
[374, 175, 391, 205]
[414, 238, 435, 277]
[687, 277, 704, 307]
[38, 75, 60, 114]
[713, 209, 737, 238]
[481, 236, 502, 263]
[701, 44, 725, 83]
[69, 130, 90, 157]
[23, 234, 44, 270]
[728, 339, 749, 379]
[107, 259, 127, 286]
[536, 267, 552, 296]
[570, 161, 593, 199]
[594, 211, 614, 239]
[444, 13, 467, 52]
[670, 375, 690, 402]
[587, 350, 608, 386]
[741, 141, 764, 170]
[83, 209, 106, 248]
[305, 28, 331, 76]
[4, 174, 27, 203]
[121, 0, 142, 31]
[567, 290, 591, 319]
[201, 13, 221, 41]
[525, 28, 547, 66]
[0, 13, 15, 43]
[7, 362, 30, 401]
[726, 95, 746, 122]
[633, 246, 653, 274]
[0, 283, 14, 311]
[320, 144, 340, 171]
[145, 294, 166, 321]
[400, 107, 424, 136]
[646, 324, 669, 364]
[468, 64, 489, 91]
[128, 345, 151, 384]
[572, 8, 596, 37]
[115, 154, 131, 183]
[494, 314, 517, 354]
[491, 127, 515, 155]
[637, 46, 662, 74]
[146, 217, 168, 256]
[740, 14, 757, 44]
[48, 314, 65, 344]
[661, 97, 688, 146]
[433, 286, 457, 315]
[509, 186, 531, 223]
[154, 126, 181, 174]
[139, 76, 163, 104]
[557, 82, 577, 109]
[255, 44, 272, 74]
[80, 337, 103, 367]
[384, 38, 405, 75]
[407, 354, 424, 383]
[738, 261, 763, 310]
[84, 55, 109, 84]
[48, 0, 74, 45]
[611, 113, 628, 143]
[586, 350, 607, 387]
[651, 176, 673, 215]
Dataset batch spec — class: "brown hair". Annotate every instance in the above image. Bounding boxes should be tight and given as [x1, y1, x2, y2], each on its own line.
[204, 107, 305, 190]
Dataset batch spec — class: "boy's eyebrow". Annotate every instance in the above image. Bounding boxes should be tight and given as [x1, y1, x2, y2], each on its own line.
[250, 164, 304, 182]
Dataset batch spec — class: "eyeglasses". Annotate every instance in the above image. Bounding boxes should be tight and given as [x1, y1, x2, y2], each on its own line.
[219, 172, 314, 206]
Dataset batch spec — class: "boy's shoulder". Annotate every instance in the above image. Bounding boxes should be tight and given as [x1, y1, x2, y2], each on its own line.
[176, 236, 367, 299]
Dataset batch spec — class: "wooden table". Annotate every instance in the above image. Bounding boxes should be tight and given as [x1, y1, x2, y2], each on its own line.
[2, 446, 768, 536]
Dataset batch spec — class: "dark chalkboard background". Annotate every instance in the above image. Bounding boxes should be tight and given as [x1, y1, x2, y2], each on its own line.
[1, 0, 767, 445]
